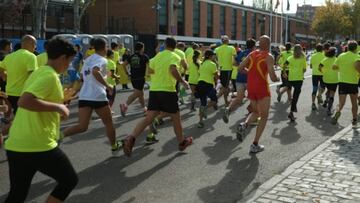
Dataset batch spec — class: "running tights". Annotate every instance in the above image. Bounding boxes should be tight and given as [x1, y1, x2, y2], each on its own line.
[5, 147, 78, 203]
[289, 81, 303, 112]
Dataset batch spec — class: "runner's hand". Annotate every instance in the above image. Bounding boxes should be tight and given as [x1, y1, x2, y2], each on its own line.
[0, 104, 8, 113]
[63, 88, 77, 102]
[57, 104, 70, 120]
[0, 91, 7, 98]
[181, 80, 190, 90]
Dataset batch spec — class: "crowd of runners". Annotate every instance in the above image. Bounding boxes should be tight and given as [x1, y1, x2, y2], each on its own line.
[1, 33, 360, 202]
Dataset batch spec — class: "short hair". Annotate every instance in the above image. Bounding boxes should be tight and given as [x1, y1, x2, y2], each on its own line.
[89, 38, 96, 46]
[192, 43, 199, 50]
[93, 38, 107, 51]
[75, 44, 81, 50]
[285, 42, 291, 51]
[348, 41, 358, 52]
[177, 42, 185, 49]
[111, 42, 118, 49]
[315, 43, 323, 52]
[165, 37, 176, 49]
[323, 42, 331, 50]
[47, 38, 76, 60]
[325, 47, 336, 57]
[0, 39, 11, 51]
[135, 42, 144, 52]
[246, 38, 256, 49]
[107, 49, 114, 57]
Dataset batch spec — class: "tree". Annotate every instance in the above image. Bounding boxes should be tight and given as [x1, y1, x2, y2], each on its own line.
[0, 0, 27, 23]
[73, 0, 96, 34]
[253, 0, 272, 11]
[30, 0, 48, 39]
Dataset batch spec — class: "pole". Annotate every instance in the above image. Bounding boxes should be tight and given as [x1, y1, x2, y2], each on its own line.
[270, 10, 272, 43]
[275, 11, 278, 43]
[285, 15, 288, 43]
[105, 0, 109, 34]
[170, 0, 174, 35]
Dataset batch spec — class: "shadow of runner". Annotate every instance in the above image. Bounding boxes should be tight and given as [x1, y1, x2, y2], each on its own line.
[202, 135, 241, 165]
[271, 124, 301, 145]
[305, 110, 344, 136]
[197, 155, 260, 203]
[331, 129, 360, 165]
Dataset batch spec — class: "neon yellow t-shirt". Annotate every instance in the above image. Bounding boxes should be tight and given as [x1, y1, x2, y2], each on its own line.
[5, 66, 63, 152]
[37, 52, 48, 67]
[119, 47, 126, 57]
[106, 59, 117, 87]
[310, 52, 325, 76]
[278, 51, 293, 70]
[215, 44, 236, 71]
[185, 47, 194, 64]
[150, 50, 181, 92]
[0, 49, 38, 96]
[320, 57, 338, 84]
[198, 60, 218, 85]
[86, 48, 95, 58]
[287, 56, 307, 81]
[356, 46, 360, 54]
[174, 48, 186, 73]
[231, 66, 238, 80]
[334, 51, 360, 84]
[188, 61, 200, 85]
[113, 50, 120, 64]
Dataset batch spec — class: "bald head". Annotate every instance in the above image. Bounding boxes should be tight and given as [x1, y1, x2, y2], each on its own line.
[21, 35, 37, 53]
[259, 35, 270, 51]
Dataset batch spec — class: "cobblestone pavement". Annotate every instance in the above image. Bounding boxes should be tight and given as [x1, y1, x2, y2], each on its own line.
[246, 125, 360, 203]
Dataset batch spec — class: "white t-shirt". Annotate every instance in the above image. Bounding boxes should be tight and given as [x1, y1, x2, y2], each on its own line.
[79, 53, 108, 101]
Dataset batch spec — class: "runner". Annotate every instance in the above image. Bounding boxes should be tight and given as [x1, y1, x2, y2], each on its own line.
[174, 42, 188, 104]
[319, 47, 338, 115]
[120, 42, 149, 116]
[85, 38, 95, 58]
[188, 50, 202, 110]
[121, 37, 193, 157]
[195, 50, 219, 128]
[223, 38, 256, 123]
[332, 41, 360, 126]
[106, 50, 120, 109]
[37, 41, 48, 67]
[285, 44, 307, 122]
[0, 35, 38, 115]
[237, 35, 279, 153]
[276, 42, 293, 102]
[310, 43, 326, 110]
[62, 38, 122, 155]
[4, 38, 78, 203]
[215, 35, 237, 107]
[0, 39, 12, 92]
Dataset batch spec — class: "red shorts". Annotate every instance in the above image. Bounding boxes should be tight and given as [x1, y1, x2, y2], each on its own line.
[247, 91, 270, 101]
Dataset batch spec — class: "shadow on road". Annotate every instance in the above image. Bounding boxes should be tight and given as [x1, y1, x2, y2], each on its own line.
[197, 155, 260, 202]
[202, 135, 241, 165]
[271, 123, 301, 145]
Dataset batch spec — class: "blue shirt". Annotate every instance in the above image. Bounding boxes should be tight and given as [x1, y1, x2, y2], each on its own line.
[236, 49, 252, 83]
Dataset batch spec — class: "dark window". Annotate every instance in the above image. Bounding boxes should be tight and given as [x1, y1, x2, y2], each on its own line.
[177, 0, 185, 35]
[242, 11, 247, 41]
[251, 13, 256, 38]
[193, 0, 200, 37]
[231, 9, 237, 39]
[207, 4, 213, 38]
[159, 0, 168, 34]
[220, 6, 225, 35]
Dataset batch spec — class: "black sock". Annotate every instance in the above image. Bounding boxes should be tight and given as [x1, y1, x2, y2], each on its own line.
[253, 141, 258, 146]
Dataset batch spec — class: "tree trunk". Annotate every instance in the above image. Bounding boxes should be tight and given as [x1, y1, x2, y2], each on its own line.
[41, 0, 48, 38]
[73, 0, 80, 34]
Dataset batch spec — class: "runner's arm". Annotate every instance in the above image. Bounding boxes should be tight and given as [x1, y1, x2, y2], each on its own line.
[18, 92, 66, 113]
[267, 55, 279, 82]
[238, 56, 250, 72]
[92, 66, 112, 90]
[170, 64, 189, 88]
[354, 60, 360, 73]
[181, 59, 188, 72]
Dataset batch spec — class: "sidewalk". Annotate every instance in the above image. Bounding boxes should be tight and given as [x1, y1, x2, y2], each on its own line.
[244, 125, 360, 203]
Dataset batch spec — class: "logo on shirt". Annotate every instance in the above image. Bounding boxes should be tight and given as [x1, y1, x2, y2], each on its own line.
[84, 69, 91, 76]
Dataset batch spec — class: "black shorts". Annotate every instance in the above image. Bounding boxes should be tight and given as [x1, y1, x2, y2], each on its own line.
[148, 91, 179, 114]
[131, 79, 145, 90]
[78, 100, 109, 109]
[220, 70, 232, 88]
[312, 75, 325, 89]
[281, 70, 291, 88]
[195, 81, 218, 102]
[338, 83, 358, 95]
[185, 74, 189, 82]
[325, 83, 338, 92]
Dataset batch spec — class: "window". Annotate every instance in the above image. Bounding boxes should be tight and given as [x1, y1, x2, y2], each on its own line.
[251, 13, 256, 38]
[193, 0, 200, 37]
[159, 0, 168, 34]
[231, 9, 237, 39]
[177, 0, 185, 35]
[242, 11, 247, 40]
[207, 4, 213, 38]
[220, 6, 225, 35]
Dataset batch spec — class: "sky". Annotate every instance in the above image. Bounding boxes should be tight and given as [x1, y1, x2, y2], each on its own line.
[226, 0, 328, 13]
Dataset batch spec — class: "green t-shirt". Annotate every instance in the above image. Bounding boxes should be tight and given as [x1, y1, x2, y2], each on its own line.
[278, 51, 293, 70]
[174, 48, 186, 73]
[149, 50, 181, 92]
[106, 59, 117, 87]
[188, 61, 200, 85]
[231, 66, 238, 79]
[198, 60, 218, 85]
[37, 52, 48, 67]
[334, 51, 360, 84]
[320, 57, 338, 84]
[0, 49, 38, 96]
[287, 56, 307, 81]
[185, 47, 194, 64]
[310, 52, 325, 76]
[215, 44, 236, 71]
[5, 66, 63, 152]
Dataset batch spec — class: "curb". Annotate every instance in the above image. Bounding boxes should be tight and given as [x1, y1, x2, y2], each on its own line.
[242, 124, 354, 203]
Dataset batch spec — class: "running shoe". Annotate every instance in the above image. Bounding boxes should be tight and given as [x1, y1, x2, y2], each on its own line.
[236, 122, 247, 142]
[277, 92, 282, 102]
[122, 136, 136, 157]
[311, 103, 317, 111]
[317, 95, 323, 104]
[120, 103, 128, 117]
[149, 121, 158, 134]
[322, 100, 328, 108]
[331, 111, 341, 125]
[190, 98, 196, 111]
[197, 121, 204, 128]
[352, 119, 358, 128]
[154, 118, 164, 126]
[146, 133, 159, 144]
[327, 109, 333, 116]
[200, 106, 207, 119]
[288, 112, 296, 122]
[111, 140, 123, 156]
[178, 136, 193, 151]
[223, 108, 230, 124]
[250, 144, 265, 153]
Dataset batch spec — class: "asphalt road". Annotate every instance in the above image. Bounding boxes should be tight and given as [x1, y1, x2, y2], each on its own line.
[0, 70, 355, 203]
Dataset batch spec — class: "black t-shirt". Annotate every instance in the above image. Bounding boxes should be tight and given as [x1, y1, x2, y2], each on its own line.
[125, 53, 149, 80]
